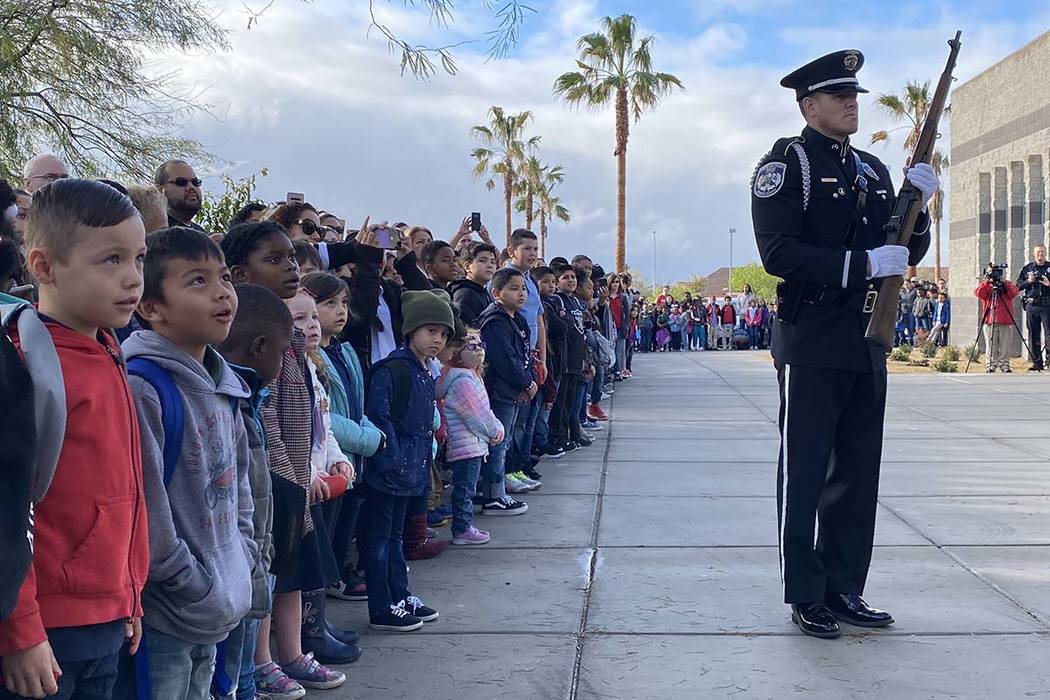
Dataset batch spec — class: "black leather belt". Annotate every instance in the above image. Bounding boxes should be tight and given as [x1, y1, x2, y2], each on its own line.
[800, 284, 878, 313]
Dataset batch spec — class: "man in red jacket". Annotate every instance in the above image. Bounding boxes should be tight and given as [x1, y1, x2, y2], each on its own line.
[976, 271, 1020, 373]
[1, 179, 149, 699]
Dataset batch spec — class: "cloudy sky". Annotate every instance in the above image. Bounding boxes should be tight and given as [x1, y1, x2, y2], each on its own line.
[177, 0, 1050, 284]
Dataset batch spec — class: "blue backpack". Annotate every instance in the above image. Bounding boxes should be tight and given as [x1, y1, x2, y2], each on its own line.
[124, 357, 238, 699]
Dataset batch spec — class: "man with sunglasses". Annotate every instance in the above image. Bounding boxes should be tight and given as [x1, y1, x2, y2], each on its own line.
[155, 159, 206, 231]
[22, 154, 69, 194]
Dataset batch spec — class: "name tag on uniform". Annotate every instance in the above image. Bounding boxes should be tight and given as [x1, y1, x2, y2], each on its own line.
[820, 177, 838, 183]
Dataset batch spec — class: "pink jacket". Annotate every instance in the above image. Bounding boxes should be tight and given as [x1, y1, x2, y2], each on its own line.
[436, 367, 504, 462]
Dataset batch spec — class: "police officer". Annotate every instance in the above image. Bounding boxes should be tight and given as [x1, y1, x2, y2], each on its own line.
[1016, 244, 1050, 370]
[751, 50, 939, 639]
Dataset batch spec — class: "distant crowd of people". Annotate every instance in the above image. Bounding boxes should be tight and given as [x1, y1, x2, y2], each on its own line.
[636, 284, 775, 352]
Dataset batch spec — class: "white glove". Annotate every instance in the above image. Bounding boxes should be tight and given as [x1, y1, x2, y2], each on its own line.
[866, 245, 909, 279]
[906, 163, 939, 209]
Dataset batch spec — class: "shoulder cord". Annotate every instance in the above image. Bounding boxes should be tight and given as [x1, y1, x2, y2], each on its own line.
[788, 142, 811, 212]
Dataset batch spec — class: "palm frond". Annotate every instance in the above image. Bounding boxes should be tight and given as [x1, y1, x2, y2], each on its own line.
[870, 130, 889, 145]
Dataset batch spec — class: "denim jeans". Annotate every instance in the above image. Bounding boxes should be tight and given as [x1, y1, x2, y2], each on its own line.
[1, 651, 120, 700]
[589, 364, 605, 405]
[576, 379, 591, 423]
[533, 402, 552, 453]
[510, 392, 541, 474]
[362, 490, 411, 621]
[113, 623, 216, 700]
[614, 337, 627, 373]
[234, 618, 258, 700]
[483, 399, 519, 500]
[448, 457, 482, 534]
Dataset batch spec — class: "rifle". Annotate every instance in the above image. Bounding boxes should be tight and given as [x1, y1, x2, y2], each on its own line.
[865, 31, 962, 352]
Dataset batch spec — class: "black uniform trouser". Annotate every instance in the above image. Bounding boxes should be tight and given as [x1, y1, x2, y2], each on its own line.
[1026, 303, 1050, 367]
[775, 362, 887, 604]
[549, 374, 579, 446]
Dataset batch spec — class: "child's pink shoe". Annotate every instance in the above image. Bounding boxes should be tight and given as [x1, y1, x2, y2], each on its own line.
[451, 525, 491, 545]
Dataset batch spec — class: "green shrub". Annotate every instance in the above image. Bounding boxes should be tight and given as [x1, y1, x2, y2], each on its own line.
[920, 341, 938, 358]
[963, 344, 981, 361]
[932, 357, 958, 373]
[889, 346, 912, 362]
[942, 345, 961, 362]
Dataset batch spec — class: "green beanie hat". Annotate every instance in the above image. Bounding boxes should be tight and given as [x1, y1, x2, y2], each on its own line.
[401, 289, 455, 338]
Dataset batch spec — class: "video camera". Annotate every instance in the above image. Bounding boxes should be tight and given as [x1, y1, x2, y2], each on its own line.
[984, 262, 1008, 285]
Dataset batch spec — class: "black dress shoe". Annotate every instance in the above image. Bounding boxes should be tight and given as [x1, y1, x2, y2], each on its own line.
[824, 593, 894, 628]
[790, 603, 841, 639]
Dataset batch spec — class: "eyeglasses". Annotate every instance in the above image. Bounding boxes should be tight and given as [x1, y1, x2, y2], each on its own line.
[464, 340, 486, 351]
[298, 219, 321, 237]
[168, 177, 202, 188]
[28, 172, 68, 183]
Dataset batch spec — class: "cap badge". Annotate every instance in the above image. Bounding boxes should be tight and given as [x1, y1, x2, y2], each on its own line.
[844, 52, 859, 71]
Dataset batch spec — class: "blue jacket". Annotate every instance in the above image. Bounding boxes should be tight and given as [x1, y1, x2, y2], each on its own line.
[319, 342, 384, 460]
[363, 348, 435, 496]
[478, 302, 533, 404]
[934, 299, 951, 324]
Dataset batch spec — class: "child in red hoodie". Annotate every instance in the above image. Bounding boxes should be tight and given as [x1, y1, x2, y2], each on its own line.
[0, 179, 149, 699]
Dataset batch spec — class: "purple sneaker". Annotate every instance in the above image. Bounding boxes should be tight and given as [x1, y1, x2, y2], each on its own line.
[282, 652, 346, 690]
[451, 525, 491, 545]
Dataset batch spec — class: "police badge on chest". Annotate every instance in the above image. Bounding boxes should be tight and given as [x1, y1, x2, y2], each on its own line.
[754, 162, 787, 198]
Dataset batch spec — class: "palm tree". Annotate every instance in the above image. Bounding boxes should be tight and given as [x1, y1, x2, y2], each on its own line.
[515, 155, 545, 231]
[537, 164, 570, 259]
[470, 107, 540, 247]
[871, 81, 949, 281]
[553, 14, 683, 273]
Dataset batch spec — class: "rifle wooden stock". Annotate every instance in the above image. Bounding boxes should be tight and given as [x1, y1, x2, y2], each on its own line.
[866, 31, 962, 352]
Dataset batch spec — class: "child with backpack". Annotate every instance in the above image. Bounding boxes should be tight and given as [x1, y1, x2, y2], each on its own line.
[221, 222, 345, 695]
[0, 180, 150, 700]
[362, 290, 452, 631]
[118, 227, 256, 700]
[436, 330, 505, 545]
[215, 283, 295, 700]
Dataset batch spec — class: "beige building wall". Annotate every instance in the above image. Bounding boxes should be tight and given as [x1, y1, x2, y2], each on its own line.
[949, 31, 1050, 354]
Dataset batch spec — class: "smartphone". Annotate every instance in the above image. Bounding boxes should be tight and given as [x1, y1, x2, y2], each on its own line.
[470, 212, 482, 233]
[374, 227, 402, 250]
[286, 192, 305, 204]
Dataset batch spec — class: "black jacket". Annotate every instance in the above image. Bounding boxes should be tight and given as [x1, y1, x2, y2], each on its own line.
[327, 243, 398, 373]
[478, 303, 533, 404]
[449, 278, 491, 327]
[541, 294, 569, 378]
[752, 126, 931, 372]
[557, 292, 587, 376]
[1017, 261, 1050, 303]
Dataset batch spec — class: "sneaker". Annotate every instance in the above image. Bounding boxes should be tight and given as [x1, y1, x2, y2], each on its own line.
[580, 431, 595, 442]
[401, 596, 440, 622]
[545, 444, 566, 458]
[427, 505, 453, 528]
[255, 661, 307, 700]
[370, 603, 424, 632]
[601, 391, 613, 400]
[523, 466, 543, 482]
[575, 434, 594, 447]
[587, 421, 605, 431]
[425, 526, 439, 538]
[327, 578, 368, 602]
[451, 525, 491, 545]
[505, 473, 532, 494]
[509, 471, 541, 490]
[482, 495, 529, 516]
[281, 653, 345, 690]
[588, 404, 609, 421]
[562, 441, 580, 453]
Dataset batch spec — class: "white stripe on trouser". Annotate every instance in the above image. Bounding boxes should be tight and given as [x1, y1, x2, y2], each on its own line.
[778, 364, 790, 589]
[842, 251, 852, 289]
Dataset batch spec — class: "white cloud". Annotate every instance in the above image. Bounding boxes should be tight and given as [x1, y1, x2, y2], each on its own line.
[158, 0, 1049, 284]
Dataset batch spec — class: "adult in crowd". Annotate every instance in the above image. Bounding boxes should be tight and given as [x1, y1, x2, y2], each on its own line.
[22, 154, 69, 194]
[155, 159, 206, 231]
[976, 273, 1020, 373]
[266, 201, 323, 242]
[1017, 244, 1050, 370]
[125, 184, 170, 234]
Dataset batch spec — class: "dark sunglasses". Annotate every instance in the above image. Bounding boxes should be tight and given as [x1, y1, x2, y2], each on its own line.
[464, 340, 486, 351]
[298, 219, 321, 237]
[169, 177, 202, 188]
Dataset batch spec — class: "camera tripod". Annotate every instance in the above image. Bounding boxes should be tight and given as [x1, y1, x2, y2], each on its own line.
[964, 284, 1033, 372]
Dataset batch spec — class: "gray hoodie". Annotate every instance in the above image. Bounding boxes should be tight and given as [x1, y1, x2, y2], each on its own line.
[122, 331, 256, 645]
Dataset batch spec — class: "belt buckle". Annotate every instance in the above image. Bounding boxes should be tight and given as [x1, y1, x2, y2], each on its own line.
[863, 290, 878, 313]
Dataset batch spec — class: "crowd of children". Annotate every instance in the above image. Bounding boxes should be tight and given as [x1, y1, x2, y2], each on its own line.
[0, 174, 629, 700]
[638, 285, 776, 352]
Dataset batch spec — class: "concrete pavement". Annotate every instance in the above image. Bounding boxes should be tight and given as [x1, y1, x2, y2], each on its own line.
[329, 350, 1050, 699]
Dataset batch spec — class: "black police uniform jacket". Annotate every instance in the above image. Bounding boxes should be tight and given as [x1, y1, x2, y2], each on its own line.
[751, 126, 930, 373]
